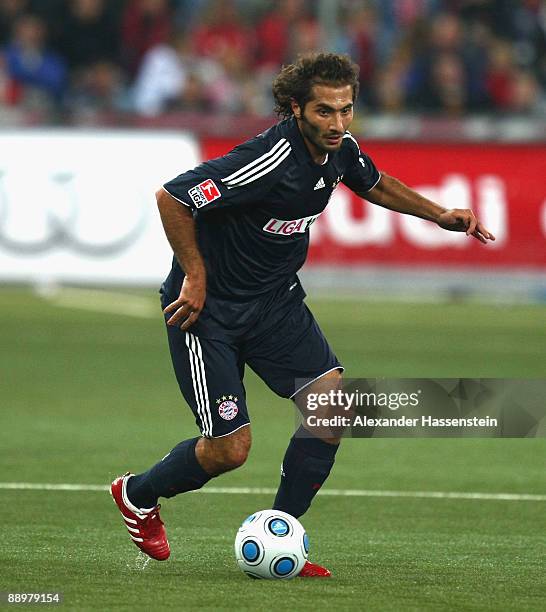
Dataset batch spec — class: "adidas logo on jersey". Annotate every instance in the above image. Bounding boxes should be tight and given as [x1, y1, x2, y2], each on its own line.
[313, 177, 325, 190]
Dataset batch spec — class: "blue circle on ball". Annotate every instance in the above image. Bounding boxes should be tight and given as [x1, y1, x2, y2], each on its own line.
[268, 518, 289, 536]
[274, 557, 295, 576]
[243, 513, 257, 525]
[303, 533, 309, 553]
[242, 540, 260, 562]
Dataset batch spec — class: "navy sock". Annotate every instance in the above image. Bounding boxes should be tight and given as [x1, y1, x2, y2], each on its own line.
[273, 425, 339, 518]
[126, 437, 212, 509]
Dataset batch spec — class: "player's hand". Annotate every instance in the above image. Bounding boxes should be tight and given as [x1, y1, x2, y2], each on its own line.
[437, 208, 496, 244]
[164, 275, 206, 331]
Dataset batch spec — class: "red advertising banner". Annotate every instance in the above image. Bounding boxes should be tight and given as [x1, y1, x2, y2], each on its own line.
[202, 139, 546, 269]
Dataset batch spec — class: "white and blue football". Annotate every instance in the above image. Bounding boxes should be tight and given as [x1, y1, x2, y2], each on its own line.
[234, 509, 309, 579]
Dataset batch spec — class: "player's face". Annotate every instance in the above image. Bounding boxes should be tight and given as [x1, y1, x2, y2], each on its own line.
[293, 84, 354, 161]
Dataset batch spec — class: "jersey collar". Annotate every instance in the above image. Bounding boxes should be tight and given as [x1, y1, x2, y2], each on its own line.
[284, 117, 327, 166]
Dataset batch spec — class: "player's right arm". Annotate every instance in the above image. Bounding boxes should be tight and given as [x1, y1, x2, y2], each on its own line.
[156, 188, 206, 331]
[157, 135, 289, 329]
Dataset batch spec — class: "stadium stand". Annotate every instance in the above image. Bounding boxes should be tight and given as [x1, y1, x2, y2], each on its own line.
[0, 0, 544, 125]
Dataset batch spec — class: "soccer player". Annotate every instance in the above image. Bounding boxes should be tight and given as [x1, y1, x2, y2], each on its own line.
[111, 53, 495, 576]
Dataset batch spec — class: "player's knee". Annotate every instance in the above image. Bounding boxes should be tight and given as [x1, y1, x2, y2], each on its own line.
[210, 445, 248, 473]
[329, 368, 343, 385]
[221, 445, 249, 470]
[205, 427, 251, 473]
[312, 368, 343, 391]
[222, 430, 251, 469]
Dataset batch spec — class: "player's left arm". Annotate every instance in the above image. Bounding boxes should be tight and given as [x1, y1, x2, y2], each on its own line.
[363, 173, 496, 244]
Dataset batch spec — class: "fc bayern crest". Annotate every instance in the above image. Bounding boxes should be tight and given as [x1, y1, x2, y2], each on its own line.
[218, 400, 238, 420]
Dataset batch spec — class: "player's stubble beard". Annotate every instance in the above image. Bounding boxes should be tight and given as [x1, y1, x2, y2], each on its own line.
[298, 111, 345, 157]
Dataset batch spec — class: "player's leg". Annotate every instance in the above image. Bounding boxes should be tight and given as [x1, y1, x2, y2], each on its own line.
[125, 425, 251, 508]
[110, 427, 250, 561]
[111, 324, 250, 560]
[245, 301, 344, 576]
[125, 327, 250, 506]
[246, 301, 344, 518]
[273, 368, 344, 519]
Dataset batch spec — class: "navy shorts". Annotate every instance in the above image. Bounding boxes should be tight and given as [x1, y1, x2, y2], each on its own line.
[164, 299, 343, 438]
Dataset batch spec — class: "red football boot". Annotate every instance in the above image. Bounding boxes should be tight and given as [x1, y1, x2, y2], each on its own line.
[110, 472, 170, 561]
[298, 560, 331, 577]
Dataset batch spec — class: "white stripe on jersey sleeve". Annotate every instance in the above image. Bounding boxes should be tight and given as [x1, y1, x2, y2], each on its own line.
[224, 141, 291, 188]
[221, 138, 290, 185]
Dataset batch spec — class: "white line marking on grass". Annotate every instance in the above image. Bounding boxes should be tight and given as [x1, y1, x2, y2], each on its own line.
[0, 482, 109, 491]
[35, 286, 157, 318]
[1, 482, 545, 501]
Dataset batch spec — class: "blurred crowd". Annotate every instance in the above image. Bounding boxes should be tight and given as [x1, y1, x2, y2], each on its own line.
[0, 0, 544, 123]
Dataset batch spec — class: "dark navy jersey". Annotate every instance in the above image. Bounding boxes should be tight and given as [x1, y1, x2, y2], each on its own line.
[161, 117, 380, 339]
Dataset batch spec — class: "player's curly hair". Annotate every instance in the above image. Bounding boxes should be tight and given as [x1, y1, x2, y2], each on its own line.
[272, 53, 360, 119]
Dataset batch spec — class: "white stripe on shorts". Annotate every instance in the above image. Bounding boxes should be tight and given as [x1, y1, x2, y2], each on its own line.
[185, 332, 210, 436]
[192, 334, 213, 436]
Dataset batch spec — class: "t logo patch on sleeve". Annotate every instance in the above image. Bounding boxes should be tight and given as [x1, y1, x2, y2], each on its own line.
[188, 179, 221, 208]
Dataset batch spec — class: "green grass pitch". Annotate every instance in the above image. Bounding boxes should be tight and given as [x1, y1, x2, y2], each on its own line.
[1, 288, 545, 611]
